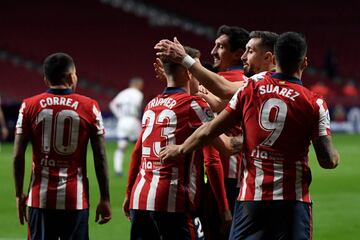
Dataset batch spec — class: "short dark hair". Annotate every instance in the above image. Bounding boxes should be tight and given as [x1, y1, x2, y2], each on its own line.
[217, 25, 250, 52]
[162, 46, 201, 75]
[274, 32, 307, 75]
[249, 31, 279, 53]
[43, 53, 75, 85]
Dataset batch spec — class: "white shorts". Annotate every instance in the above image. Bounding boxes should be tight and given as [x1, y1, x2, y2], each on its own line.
[117, 117, 141, 142]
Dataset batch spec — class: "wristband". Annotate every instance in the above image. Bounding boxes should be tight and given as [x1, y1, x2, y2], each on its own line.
[181, 55, 196, 69]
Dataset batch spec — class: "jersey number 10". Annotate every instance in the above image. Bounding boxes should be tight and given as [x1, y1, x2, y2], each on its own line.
[37, 109, 80, 155]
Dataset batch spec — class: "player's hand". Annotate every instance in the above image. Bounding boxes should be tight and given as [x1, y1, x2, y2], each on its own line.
[197, 85, 209, 95]
[154, 37, 186, 63]
[95, 199, 112, 224]
[219, 209, 232, 235]
[154, 58, 167, 82]
[122, 196, 131, 221]
[159, 144, 182, 164]
[16, 193, 28, 225]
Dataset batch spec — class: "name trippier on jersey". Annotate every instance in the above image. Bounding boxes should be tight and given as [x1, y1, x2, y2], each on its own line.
[39, 96, 79, 110]
[259, 84, 300, 101]
[147, 97, 177, 109]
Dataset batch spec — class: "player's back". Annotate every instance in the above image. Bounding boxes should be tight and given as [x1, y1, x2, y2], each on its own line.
[16, 89, 104, 209]
[228, 73, 328, 202]
[242, 73, 323, 158]
[130, 88, 213, 212]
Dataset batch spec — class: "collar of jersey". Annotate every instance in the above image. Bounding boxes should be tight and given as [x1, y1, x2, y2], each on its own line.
[163, 87, 187, 94]
[226, 64, 243, 71]
[271, 73, 303, 85]
[47, 88, 73, 95]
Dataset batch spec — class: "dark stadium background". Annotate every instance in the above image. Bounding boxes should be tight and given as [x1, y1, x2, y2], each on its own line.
[1, 0, 359, 141]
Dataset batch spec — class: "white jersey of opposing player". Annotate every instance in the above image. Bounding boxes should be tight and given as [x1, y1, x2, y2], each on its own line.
[109, 87, 143, 141]
[110, 88, 143, 119]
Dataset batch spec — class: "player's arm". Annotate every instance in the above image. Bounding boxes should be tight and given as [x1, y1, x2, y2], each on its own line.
[197, 89, 228, 112]
[203, 146, 231, 212]
[109, 96, 122, 119]
[155, 38, 242, 98]
[312, 135, 339, 169]
[189, 61, 242, 98]
[312, 98, 340, 169]
[90, 134, 112, 224]
[202, 145, 232, 233]
[0, 106, 9, 140]
[13, 133, 29, 225]
[123, 136, 142, 219]
[160, 109, 238, 163]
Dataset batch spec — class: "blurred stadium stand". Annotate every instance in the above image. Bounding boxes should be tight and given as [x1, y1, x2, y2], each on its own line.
[0, 0, 359, 137]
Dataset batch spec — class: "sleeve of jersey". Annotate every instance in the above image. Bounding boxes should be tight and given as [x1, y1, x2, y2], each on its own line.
[15, 101, 28, 135]
[91, 101, 105, 136]
[203, 145, 229, 211]
[188, 98, 215, 128]
[224, 87, 244, 116]
[126, 137, 142, 197]
[313, 98, 331, 139]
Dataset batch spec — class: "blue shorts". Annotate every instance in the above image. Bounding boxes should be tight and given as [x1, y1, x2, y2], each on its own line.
[28, 207, 89, 240]
[229, 201, 312, 240]
[130, 209, 191, 240]
[201, 180, 237, 240]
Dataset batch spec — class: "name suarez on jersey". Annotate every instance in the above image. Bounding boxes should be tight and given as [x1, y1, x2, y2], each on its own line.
[147, 97, 177, 109]
[39, 97, 79, 110]
[259, 84, 300, 101]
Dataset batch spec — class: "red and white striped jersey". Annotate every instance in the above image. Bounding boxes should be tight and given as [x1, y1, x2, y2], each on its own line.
[128, 88, 214, 212]
[218, 68, 246, 180]
[127, 135, 228, 214]
[187, 145, 229, 213]
[225, 73, 331, 203]
[15, 89, 105, 209]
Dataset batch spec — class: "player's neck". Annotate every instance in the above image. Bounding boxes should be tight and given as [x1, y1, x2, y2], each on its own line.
[166, 76, 189, 93]
[275, 68, 302, 80]
[49, 85, 71, 89]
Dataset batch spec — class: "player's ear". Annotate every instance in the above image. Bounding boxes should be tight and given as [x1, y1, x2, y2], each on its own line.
[65, 72, 73, 86]
[233, 49, 244, 62]
[264, 51, 273, 62]
[43, 77, 51, 87]
[185, 69, 192, 80]
[300, 56, 308, 71]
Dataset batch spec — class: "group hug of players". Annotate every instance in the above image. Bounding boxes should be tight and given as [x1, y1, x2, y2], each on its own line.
[122, 26, 340, 240]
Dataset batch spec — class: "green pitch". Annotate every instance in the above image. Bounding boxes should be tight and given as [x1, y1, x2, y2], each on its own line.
[0, 134, 359, 239]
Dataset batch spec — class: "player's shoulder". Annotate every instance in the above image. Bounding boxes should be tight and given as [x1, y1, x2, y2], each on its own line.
[249, 71, 272, 82]
[21, 92, 49, 108]
[23, 92, 47, 102]
[70, 93, 102, 112]
[218, 68, 245, 82]
[71, 93, 96, 103]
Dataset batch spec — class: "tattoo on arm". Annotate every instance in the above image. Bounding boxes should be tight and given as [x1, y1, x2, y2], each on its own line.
[230, 136, 243, 154]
